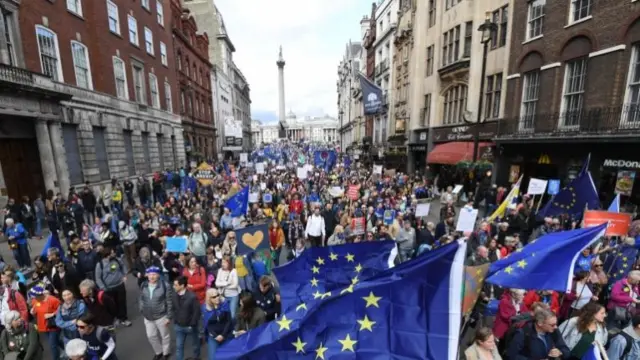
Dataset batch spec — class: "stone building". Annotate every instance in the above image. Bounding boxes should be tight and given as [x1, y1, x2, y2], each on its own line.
[256, 112, 339, 144]
[336, 41, 363, 149]
[0, 0, 185, 204]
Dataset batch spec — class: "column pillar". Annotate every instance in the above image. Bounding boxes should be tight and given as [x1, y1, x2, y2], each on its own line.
[34, 120, 57, 192]
[48, 122, 71, 196]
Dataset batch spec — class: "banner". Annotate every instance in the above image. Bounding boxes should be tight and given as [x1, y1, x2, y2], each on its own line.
[351, 217, 366, 235]
[347, 185, 360, 201]
[358, 73, 383, 115]
[235, 223, 270, 255]
[547, 179, 560, 195]
[583, 210, 631, 236]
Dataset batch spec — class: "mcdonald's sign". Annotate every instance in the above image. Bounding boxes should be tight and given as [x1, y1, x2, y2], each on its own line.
[538, 154, 551, 164]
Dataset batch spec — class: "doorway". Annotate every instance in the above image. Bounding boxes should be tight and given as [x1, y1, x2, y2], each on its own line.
[0, 139, 46, 201]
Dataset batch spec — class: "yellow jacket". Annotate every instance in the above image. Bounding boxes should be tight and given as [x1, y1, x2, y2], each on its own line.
[112, 189, 122, 202]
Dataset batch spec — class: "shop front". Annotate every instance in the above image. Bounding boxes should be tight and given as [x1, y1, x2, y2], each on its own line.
[408, 129, 429, 174]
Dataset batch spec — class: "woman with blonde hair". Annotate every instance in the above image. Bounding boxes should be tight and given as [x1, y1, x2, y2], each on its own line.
[327, 225, 346, 246]
[215, 256, 240, 320]
[221, 232, 237, 257]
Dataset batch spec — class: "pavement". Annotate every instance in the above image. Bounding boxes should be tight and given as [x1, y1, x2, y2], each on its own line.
[10, 200, 450, 359]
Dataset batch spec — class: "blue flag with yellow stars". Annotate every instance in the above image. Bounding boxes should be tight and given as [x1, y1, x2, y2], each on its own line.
[487, 223, 607, 292]
[224, 186, 249, 217]
[603, 244, 638, 283]
[273, 241, 396, 313]
[538, 155, 600, 218]
[215, 240, 467, 360]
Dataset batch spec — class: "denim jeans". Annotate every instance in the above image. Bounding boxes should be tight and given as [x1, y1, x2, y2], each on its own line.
[45, 331, 62, 360]
[174, 325, 201, 360]
[226, 295, 239, 321]
[12, 243, 31, 268]
[207, 336, 220, 360]
[35, 217, 43, 237]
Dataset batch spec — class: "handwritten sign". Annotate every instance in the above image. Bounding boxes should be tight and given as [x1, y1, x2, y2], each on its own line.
[527, 178, 548, 195]
[456, 208, 478, 233]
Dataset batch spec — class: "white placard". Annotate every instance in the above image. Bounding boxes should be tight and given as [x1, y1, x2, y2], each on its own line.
[297, 167, 308, 179]
[305, 164, 313, 173]
[255, 163, 265, 174]
[415, 203, 431, 217]
[456, 208, 479, 232]
[452, 184, 464, 194]
[239, 153, 248, 164]
[260, 182, 267, 190]
[329, 187, 344, 198]
[248, 192, 259, 203]
[527, 178, 548, 195]
[373, 165, 383, 175]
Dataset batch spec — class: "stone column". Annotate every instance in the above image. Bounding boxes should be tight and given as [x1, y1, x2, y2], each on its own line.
[34, 120, 57, 192]
[48, 122, 71, 196]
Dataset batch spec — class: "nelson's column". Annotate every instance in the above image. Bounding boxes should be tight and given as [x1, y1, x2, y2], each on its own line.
[277, 46, 288, 139]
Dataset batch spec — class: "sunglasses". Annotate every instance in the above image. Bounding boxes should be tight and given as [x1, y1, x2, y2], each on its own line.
[211, 294, 220, 299]
[77, 325, 87, 329]
[594, 264, 603, 268]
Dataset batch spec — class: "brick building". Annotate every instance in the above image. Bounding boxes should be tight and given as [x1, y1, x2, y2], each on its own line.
[0, 0, 186, 202]
[171, 3, 215, 161]
[363, 2, 377, 140]
[495, 0, 640, 204]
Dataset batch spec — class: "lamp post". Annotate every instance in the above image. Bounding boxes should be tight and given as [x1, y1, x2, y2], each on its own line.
[472, 12, 498, 162]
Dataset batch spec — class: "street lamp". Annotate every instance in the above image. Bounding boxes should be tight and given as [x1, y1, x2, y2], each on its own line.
[472, 12, 498, 162]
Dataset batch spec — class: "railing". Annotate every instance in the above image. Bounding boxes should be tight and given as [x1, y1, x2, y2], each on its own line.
[496, 105, 640, 139]
[0, 63, 35, 86]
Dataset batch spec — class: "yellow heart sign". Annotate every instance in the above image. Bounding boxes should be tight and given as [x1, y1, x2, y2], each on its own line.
[242, 231, 264, 250]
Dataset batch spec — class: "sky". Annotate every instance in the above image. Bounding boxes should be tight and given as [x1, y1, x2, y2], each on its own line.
[215, 0, 368, 123]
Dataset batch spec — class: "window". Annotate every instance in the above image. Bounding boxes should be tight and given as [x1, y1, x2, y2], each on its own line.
[426, 46, 434, 76]
[141, 132, 152, 173]
[157, 134, 165, 170]
[62, 125, 84, 185]
[132, 63, 146, 104]
[442, 84, 468, 125]
[123, 130, 136, 176]
[93, 127, 110, 181]
[623, 44, 640, 124]
[442, 26, 460, 67]
[526, 0, 545, 40]
[180, 89, 185, 113]
[144, 27, 154, 55]
[36, 26, 63, 81]
[157, 0, 165, 26]
[112, 57, 128, 99]
[71, 41, 92, 89]
[164, 82, 173, 112]
[128, 15, 138, 46]
[463, 22, 473, 58]
[561, 58, 588, 127]
[570, 0, 592, 23]
[141, 0, 150, 10]
[160, 42, 168, 66]
[422, 94, 432, 127]
[428, 0, 436, 28]
[484, 73, 502, 119]
[3, 12, 16, 66]
[500, 7, 508, 47]
[148, 73, 160, 108]
[67, 0, 82, 16]
[445, 0, 459, 10]
[520, 71, 540, 130]
[177, 53, 182, 70]
[106, 0, 120, 34]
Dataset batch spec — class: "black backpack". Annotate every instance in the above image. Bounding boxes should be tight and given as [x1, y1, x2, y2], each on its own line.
[605, 329, 634, 359]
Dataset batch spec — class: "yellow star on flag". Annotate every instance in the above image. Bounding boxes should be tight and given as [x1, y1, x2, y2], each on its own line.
[351, 276, 360, 285]
[321, 291, 332, 299]
[313, 291, 323, 299]
[504, 266, 514, 274]
[338, 334, 358, 352]
[311, 266, 320, 274]
[623, 257, 628, 261]
[517, 260, 527, 269]
[296, 303, 307, 312]
[354, 263, 363, 273]
[276, 315, 293, 332]
[315, 343, 328, 359]
[316, 257, 325, 265]
[340, 284, 354, 294]
[292, 337, 307, 353]
[310, 278, 319, 287]
[357, 315, 376, 332]
[329, 252, 338, 261]
[363, 291, 382, 308]
[515, 248, 523, 253]
[345, 253, 355, 262]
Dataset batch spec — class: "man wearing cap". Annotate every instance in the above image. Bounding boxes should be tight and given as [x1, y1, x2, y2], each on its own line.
[139, 266, 173, 360]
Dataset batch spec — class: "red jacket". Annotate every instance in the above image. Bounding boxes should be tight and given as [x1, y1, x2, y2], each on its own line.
[5, 288, 28, 323]
[524, 290, 560, 315]
[492, 292, 529, 339]
[182, 266, 207, 304]
[289, 199, 303, 215]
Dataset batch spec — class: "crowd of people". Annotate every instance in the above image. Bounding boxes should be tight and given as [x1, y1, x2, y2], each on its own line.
[0, 140, 637, 360]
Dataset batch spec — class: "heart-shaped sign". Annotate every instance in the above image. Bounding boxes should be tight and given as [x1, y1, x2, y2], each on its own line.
[242, 231, 264, 250]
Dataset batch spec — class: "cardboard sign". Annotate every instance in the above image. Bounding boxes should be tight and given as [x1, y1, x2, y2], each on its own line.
[235, 223, 270, 255]
[583, 210, 631, 236]
[347, 185, 360, 201]
[456, 208, 478, 233]
[351, 217, 366, 235]
[415, 203, 431, 217]
[527, 178, 548, 195]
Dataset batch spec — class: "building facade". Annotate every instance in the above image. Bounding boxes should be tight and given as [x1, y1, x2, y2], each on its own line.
[362, 3, 377, 142]
[231, 64, 252, 152]
[256, 112, 339, 144]
[172, 4, 214, 161]
[495, 0, 640, 204]
[336, 41, 363, 149]
[0, 0, 185, 205]
[251, 119, 262, 144]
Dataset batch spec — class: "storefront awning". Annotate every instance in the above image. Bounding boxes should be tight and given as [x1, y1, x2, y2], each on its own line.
[427, 141, 493, 165]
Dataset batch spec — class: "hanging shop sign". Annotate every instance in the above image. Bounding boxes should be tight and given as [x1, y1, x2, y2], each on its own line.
[603, 159, 640, 169]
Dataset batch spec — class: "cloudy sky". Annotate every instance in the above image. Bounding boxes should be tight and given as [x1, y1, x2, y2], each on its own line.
[215, 0, 367, 123]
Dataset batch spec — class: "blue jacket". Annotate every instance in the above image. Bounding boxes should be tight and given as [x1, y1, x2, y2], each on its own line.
[55, 299, 87, 340]
[202, 301, 233, 340]
[5, 223, 27, 245]
[507, 323, 570, 360]
[606, 326, 640, 360]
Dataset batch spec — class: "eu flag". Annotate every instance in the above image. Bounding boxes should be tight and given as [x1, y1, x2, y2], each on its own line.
[41, 232, 66, 261]
[225, 186, 249, 217]
[581, 343, 603, 360]
[313, 150, 337, 172]
[538, 155, 600, 218]
[603, 244, 638, 283]
[486, 223, 607, 292]
[608, 193, 620, 212]
[273, 241, 396, 313]
[216, 240, 467, 360]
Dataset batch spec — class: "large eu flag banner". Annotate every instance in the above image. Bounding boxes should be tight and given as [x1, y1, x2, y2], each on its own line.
[216, 240, 467, 360]
[273, 241, 396, 313]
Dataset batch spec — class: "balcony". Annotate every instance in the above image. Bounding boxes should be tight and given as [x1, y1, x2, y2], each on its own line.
[0, 63, 35, 87]
[496, 105, 640, 142]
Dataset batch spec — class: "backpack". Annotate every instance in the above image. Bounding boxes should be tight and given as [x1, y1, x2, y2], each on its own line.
[605, 329, 634, 359]
[500, 317, 533, 357]
[97, 290, 105, 306]
[98, 259, 124, 283]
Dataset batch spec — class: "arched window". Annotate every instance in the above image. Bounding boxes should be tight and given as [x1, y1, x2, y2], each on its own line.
[442, 84, 468, 125]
